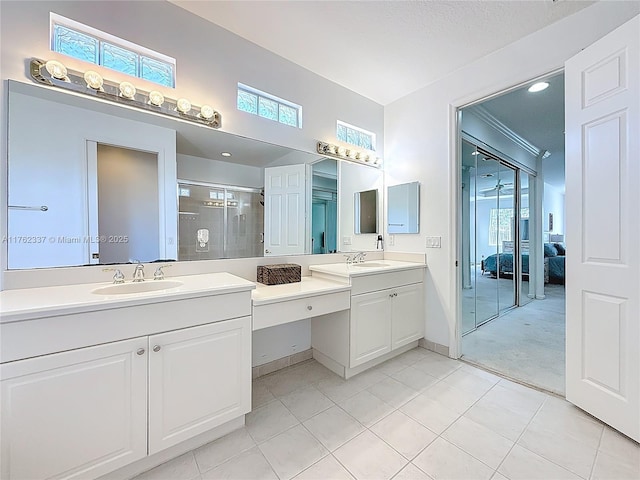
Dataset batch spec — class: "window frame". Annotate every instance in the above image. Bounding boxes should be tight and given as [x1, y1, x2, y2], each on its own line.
[50, 13, 176, 88]
[336, 120, 376, 151]
[237, 83, 303, 128]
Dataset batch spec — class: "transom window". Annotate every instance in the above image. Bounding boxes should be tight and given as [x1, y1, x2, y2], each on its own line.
[237, 83, 302, 128]
[50, 13, 176, 88]
[337, 121, 376, 151]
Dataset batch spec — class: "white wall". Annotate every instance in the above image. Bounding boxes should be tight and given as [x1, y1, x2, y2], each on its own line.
[384, 1, 639, 352]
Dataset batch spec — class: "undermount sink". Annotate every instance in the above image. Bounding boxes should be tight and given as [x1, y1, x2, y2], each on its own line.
[92, 280, 183, 295]
[352, 262, 390, 268]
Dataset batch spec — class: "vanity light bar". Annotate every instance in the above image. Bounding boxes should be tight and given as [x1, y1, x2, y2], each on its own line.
[29, 58, 222, 129]
[316, 141, 382, 168]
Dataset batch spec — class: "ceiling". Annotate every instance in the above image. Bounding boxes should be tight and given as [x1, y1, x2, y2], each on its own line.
[171, 0, 592, 105]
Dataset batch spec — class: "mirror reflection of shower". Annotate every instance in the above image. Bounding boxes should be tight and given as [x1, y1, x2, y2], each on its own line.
[310, 159, 338, 254]
[178, 182, 264, 260]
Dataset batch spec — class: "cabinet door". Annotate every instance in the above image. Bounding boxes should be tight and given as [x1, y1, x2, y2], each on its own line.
[350, 290, 392, 367]
[392, 283, 425, 349]
[148, 317, 251, 454]
[0, 338, 147, 480]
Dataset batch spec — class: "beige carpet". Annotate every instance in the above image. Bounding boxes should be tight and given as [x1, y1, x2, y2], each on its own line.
[462, 283, 566, 395]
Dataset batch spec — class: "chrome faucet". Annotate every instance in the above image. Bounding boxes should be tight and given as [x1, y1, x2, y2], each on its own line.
[153, 264, 172, 280]
[353, 252, 367, 263]
[132, 261, 145, 282]
[343, 254, 354, 265]
[103, 267, 125, 284]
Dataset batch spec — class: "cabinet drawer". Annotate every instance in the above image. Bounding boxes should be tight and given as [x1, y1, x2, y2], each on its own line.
[253, 291, 350, 330]
[351, 268, 424, 295]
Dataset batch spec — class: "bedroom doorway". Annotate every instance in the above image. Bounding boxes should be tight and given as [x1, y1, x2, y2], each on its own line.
[460, 139, 534, 335]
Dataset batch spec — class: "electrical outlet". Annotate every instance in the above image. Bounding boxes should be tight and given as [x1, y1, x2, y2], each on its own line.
[343, 236, 352, 245]
[426, 236, 442, 248]
[389, 235, 395, 246]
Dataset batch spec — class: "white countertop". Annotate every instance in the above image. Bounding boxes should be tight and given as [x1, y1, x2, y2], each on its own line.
[0, 272, 255, 324]
[252, 277, 351, 306]
[308, 259, 426, 278]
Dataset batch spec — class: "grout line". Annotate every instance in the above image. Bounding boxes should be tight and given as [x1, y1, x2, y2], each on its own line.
[587, 427, 606, 480]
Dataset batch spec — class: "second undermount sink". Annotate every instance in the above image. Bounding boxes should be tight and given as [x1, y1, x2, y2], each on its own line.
[92, 280, 183, 295]
[352, 262, 390, 268]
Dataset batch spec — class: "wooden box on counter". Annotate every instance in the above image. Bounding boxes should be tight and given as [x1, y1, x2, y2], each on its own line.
[257, 264, 302, 285]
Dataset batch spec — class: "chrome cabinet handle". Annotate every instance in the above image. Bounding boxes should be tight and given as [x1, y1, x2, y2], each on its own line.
[307, 305, 313, 311]
[153, 345, 161, 352]
[136, 348, 145, 356]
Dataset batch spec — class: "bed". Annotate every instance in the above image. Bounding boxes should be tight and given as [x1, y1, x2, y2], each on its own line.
[481, 243, 565, 284]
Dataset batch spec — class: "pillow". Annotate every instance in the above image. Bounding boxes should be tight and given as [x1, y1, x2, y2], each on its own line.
[554, 243, 566, 255]
[544, 243, 558, 257]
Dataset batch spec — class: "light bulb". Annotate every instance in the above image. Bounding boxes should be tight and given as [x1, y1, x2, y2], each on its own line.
[325, 144, 336, 155]
[199, 104, 215, 119]
[336, 146, 347, 157]
[148, 91, 165, 107]
[84, 70, 103, 90]
[347, 149, 358, 159]
[176, 98, 191, 114]
[45, 60, 67, 80]
[221, 152, 232, 157]
[119, 82, 136, 99]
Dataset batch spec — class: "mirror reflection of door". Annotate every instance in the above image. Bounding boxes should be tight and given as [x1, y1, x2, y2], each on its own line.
[88, 143, 160, 265]
[355, 189, 378, 234]
[310, 159, 338, 254]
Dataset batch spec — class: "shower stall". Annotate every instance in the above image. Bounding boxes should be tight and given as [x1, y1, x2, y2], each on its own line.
[178, 181, 264, 260]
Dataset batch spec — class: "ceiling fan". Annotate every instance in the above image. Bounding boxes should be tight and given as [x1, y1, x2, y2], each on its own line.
[480, 179, 513, 193]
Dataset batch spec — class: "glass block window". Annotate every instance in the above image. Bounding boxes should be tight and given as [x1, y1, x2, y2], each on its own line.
[336, 121, 376, 151]
[237, 83, 302, 128]
[50, 13, 175, 88]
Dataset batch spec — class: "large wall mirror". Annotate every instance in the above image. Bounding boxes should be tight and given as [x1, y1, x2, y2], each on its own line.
[6, 81, 383, 269]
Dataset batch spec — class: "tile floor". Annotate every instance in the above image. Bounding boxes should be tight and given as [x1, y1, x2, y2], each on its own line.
[134, 348, 639, 480]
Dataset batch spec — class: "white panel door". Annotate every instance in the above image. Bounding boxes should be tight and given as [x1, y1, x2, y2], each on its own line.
[264, 164, 306, 256]
[391, 283, 425, 349]
[0, 338, 148, 480]
[565, 15, 639, 442]
[350, 290, 392, 367]
[148, 317, 251, 454]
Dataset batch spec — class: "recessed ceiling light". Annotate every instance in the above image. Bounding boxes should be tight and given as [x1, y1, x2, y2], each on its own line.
[471, 151, 480, 155]
[221, 152, 232, 157]
[480, 173, 494, 178]
[528, 82, 549, 93]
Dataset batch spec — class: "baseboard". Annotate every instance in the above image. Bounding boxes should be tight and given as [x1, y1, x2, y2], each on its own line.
[419, 338, 450, 357]
[252, 348, 313, 379]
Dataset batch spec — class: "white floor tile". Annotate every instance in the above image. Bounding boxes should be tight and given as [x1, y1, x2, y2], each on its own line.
[367, 376, 420, 408]
[442, 368, 499, 396]
[303, 405, 365, 451]
[391, 366, 440, 391]
[316, 375, 369, 403]
[400, 392, 461, 434]
[591, 450, 640, 480]
[194, 427, 256, 473]
[334, 430, 408, 480]
[421, 380, 483, 414]
[442, 416, 513, 469]
[294, 455, 355, 480]
[370, 410, 437, 460]
[200, 447, 278, 480]
[261, 366, 313, 397]
[340, 390, 395, 427]
[246, 400, 299, 443]
[412, 357, 462, 379]
[258, 424, 328, 480]
[518, 414, 599, 478]
[280, 385, 334, 422]
[598, 426, 640, 465]
[252, 379, 276, 409]
[498, 445, 582, 480]
[393, 463, 434, 480]
[464, 396, 535, 442]
[412, 437, 494, 480]
[375, 356, 415, 376]
[133, 452, 199, 480]
[491, 473, 509, 480]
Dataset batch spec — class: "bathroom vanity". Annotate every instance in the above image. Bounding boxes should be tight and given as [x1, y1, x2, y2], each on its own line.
[0, 273, 255, 480]
[309, 260, 426, 378]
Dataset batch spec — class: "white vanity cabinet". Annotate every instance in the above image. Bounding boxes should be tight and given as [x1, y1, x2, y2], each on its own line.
[148, 318, 250, 454]
[310, 261, 425, 378]
[0, 273, 254, 480]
